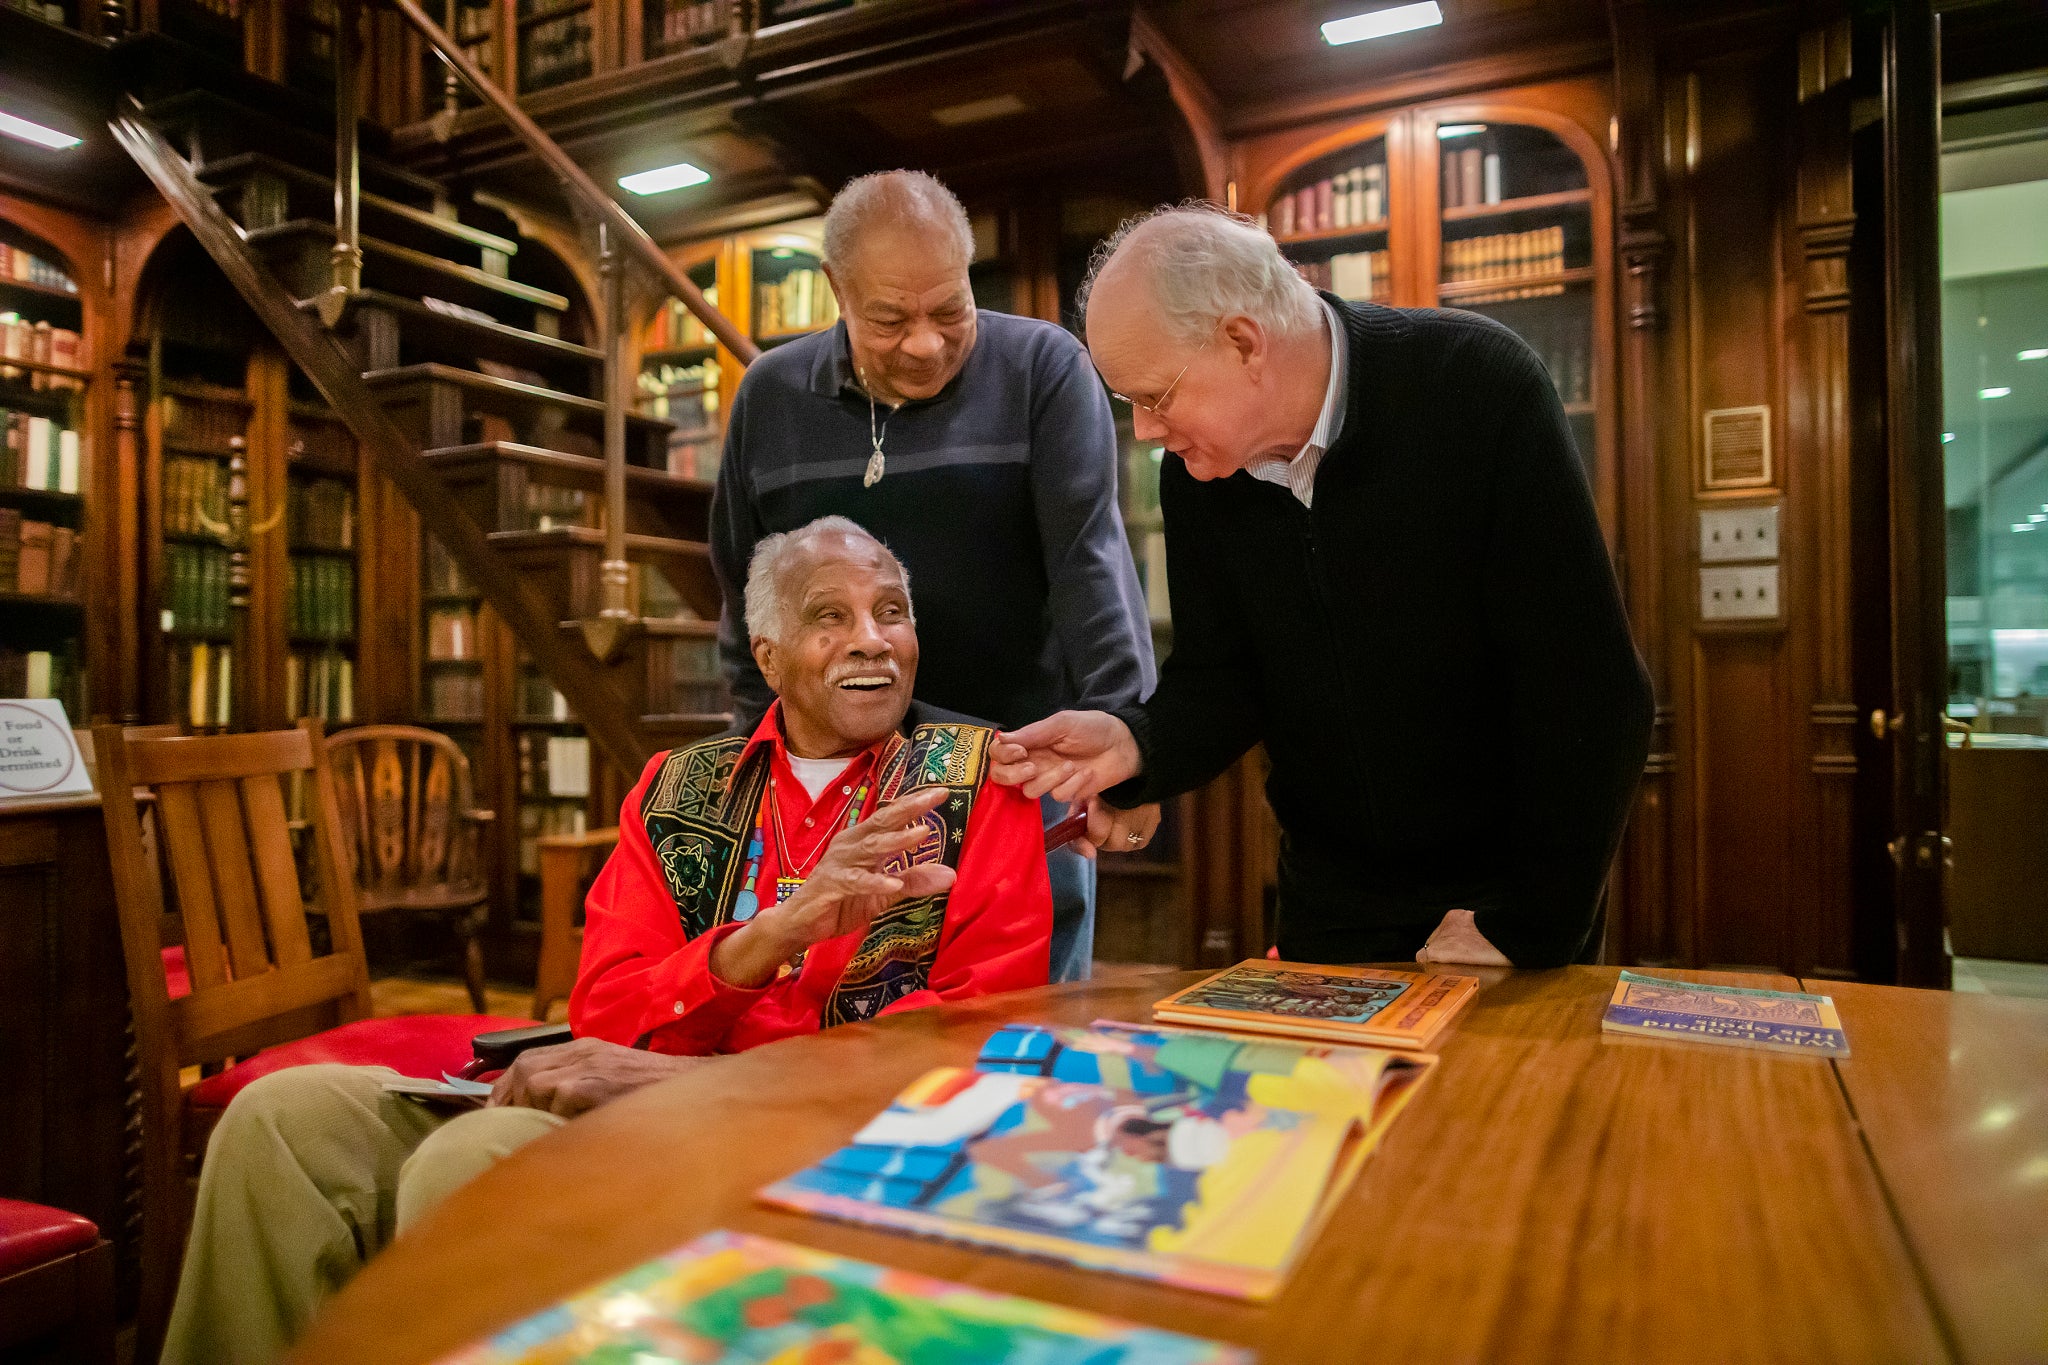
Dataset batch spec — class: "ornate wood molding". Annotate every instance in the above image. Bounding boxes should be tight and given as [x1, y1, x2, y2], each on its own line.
[1810, 702, 1860, 775]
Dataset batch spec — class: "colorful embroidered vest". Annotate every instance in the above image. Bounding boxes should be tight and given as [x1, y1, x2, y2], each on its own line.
[639, 718, 992, 1027]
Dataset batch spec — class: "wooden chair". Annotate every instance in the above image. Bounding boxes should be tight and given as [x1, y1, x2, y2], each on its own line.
[95, 721, 532, 1364]
[531, 826, 618, 1020]
[323, 725, 496, 1013]
[0, 1200, 114, 1364]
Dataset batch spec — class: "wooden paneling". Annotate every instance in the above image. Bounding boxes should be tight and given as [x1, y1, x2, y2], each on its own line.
[1693, 637, 1794, 967]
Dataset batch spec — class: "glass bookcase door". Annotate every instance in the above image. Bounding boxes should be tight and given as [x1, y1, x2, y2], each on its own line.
[1267, 134, 1393, 305]
[750, 230, 836, 347]
[637, 258, 723, 481]
[1432, 120, 1598, 486]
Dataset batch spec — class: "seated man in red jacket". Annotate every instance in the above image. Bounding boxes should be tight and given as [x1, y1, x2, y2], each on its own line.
[162, 515, 1052, 1365]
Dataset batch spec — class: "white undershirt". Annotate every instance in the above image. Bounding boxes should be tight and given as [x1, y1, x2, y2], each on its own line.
[785, 753, 855, 802]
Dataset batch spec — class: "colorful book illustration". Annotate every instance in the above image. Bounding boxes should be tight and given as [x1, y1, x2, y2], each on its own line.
[435, 1230, 1247, 1364]
[1601, 971, 1851, 1057]
[1152, 960, 1480, 1050]
[759, 1020, 1434, 1301]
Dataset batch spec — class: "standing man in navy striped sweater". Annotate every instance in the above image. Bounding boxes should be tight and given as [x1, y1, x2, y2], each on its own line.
[710, 171, 1157, 982]
[993, 204, 1652, 969]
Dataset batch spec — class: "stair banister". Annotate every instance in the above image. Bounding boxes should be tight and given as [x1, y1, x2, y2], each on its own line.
[382, 0, 760, 366]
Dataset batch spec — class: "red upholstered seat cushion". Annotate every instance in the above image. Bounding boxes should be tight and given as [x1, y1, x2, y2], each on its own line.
[187, 1014, 533, 1111]
[0, 1199, 99, 1279]
[164, 946, 190, 1000]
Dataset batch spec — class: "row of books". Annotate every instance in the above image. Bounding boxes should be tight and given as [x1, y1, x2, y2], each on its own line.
[1295, 250, 1390, 303]
[1269, 162, 1387, 240]
[166, 542, 233, 634]
[649, 0, 726, 50]
[636, 358, 720, 424]
[514, 670, 572, 722]
[755, 267, 837, 336]
[288, 476, 357, 550]
[515, 795, 588, 878]
[643, 292, 721, 352]
[171, 641, 234, 730]
[163, 455, 228, 540]
[285, 647, 355, 723]
[517, 730, 590, 799]
[0, 314, 84, 388]
[161, 393, 246, 452]
[287, 554, 355, 641]
[2, 411, 82, 492]
[0, 645, 78, 712]
[519, 9, 593, 89]
[1442, 226, 1567, 287]
[1442, 144, 1504, 209]
[427, 605, 480, 661]
[0, 511, 79, 597]
[424, 537, 476, 598]
[0, 242, 74, 292]
[425, 671, 483, 722]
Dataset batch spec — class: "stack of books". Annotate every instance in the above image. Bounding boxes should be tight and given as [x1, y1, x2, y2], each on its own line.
[755, 267, 837, 336]
[163, 457, 227, 537]
[0, 316, 84, 387]
[286, 556, 354, 641]
[173, 642, 234, 731]
[285, 648, 354, 723]
[1270, 162, 1387, 239]
[165, 543, 231, 634]
[0, 411, 81, 492]
[287, 477, 356, 549]
[0, 510, 79, 598]
[1443, 226, 1568, 299]
[0, 243, 75, 292]
[0, 644, 78, 708]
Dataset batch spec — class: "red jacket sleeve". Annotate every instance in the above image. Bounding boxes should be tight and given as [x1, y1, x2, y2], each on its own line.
[568, 755, 768, 1055]
[876, 777, 1053, 1017]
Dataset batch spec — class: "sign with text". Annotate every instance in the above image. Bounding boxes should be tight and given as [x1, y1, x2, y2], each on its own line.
[0, 699, 93, 798]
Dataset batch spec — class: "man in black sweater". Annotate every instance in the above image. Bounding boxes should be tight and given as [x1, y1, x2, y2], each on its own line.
[993, 205, 1652, 968]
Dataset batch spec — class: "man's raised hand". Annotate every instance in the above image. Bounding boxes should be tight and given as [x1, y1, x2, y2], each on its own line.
[710, 785, 955, 989]
[990, 710, 1143, 804]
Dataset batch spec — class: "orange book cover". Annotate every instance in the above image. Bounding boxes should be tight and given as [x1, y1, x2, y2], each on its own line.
[1153, 960, 1480, 1050]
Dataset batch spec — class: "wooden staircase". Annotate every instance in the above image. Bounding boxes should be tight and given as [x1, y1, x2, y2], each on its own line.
[111, 83, 739, 777]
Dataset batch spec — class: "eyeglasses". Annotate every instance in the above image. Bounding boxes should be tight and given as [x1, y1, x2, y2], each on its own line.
[1109, 324, 1219, 417]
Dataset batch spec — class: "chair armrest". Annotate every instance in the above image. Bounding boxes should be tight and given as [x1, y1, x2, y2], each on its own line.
[538, 827, 621, 851]
[467, 1022, 573, 1072]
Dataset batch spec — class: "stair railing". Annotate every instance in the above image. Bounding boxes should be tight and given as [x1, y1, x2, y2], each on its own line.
[382, 0, 761, 649]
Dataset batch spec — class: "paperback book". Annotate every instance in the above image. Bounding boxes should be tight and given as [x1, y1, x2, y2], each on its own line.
[436, 1230, 1247, 1364]
[1601, 970, 1850, 1057]
[1153, 960, 1479, 1050]
[759, 1020, 1434, 1301]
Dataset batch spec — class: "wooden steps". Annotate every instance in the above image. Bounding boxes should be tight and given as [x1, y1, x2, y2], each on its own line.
[201, 151, 518, 266]
[247, 221, 569, 324]
[306, 290, 600, 387]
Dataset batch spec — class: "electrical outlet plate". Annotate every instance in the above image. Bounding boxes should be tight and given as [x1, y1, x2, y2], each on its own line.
[1700, 565, 1780, 621]
[1699, 503, 1780, 563]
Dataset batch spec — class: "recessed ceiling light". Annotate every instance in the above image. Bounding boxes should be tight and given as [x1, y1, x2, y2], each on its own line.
[2021, 348, 2048, 361]
[0, 110, 82, 150]
[618, 162, 710, 196]
[1942, 431, 1956, 442]
[1437, 124, 1487, 140]
[2029, 514, 2044, 523]
[1981, 386, 2012, 399]
[2015, 523, 2034, 532]
[930, 93, 1028, 128]
[1322, 2, 1443, 45]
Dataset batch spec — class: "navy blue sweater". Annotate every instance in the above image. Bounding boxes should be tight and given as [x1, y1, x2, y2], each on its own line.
[1109, 297, 1653, 968]
[710, 312, 1155, 731]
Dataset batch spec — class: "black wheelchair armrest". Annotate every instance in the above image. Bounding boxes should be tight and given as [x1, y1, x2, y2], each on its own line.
[468, 1022, 573, 1071]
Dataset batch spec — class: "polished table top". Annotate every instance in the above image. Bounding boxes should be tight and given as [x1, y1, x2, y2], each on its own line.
[288, 966, 2048, 1365]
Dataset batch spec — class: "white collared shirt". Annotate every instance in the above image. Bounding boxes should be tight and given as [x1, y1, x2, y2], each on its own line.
[1247, 297, 1348, 509]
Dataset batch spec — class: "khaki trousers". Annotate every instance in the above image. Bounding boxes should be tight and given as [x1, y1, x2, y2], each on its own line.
[160, 1063, 564, 1365]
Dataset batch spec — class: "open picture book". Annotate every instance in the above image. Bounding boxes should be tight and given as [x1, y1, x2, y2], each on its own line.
[758, 1020, 1435, 1301]
[1153, 959, 1481, 1049]
[434, 1230, 1248, 1364]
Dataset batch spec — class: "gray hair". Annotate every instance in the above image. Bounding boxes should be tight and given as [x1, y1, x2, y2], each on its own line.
[744, 515, 914, 644]
[823, 170, 974, 275]
[1078, 201, 1320, 347]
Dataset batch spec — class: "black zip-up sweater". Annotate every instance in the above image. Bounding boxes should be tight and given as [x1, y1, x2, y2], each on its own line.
[1110, 296, 1653, 968]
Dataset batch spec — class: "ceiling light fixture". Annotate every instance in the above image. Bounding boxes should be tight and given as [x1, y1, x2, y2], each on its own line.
[1322, 2, 1444, 46]
[0, 110, 83, 150]
[1437, 124, 1487, 140]
[1981, 386, 2012, 399]
[2021, 348, 2048, 361]
[618, 162, 709, 196]
[1942, 432, 1956, 442]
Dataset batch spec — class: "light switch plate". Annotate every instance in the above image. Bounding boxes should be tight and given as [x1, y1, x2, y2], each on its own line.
[1700, 565, 1780, 620]
[1699, 503, 1780, 563]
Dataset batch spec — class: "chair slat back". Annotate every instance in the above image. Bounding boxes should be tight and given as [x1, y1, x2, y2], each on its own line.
[324, 726, 479, 894]
[95, 722, 373, 1071]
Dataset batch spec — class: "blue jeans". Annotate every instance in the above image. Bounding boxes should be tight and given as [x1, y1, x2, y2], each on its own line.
[1044, 796, 1097, 982]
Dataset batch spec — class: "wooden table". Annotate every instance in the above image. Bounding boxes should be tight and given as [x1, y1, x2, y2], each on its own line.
[288, 967, 2048, 1365]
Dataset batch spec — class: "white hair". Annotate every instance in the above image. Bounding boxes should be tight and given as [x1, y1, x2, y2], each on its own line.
[823, 170, 974, 275]
[1078, 201, 1320, 347]
[744, 515, 913, 644]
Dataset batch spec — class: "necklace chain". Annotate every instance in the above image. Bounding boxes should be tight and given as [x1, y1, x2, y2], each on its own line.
[863, 380, 891, 488]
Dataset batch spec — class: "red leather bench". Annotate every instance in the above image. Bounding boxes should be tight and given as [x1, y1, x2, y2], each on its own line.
[0, 1198, 114, 1363]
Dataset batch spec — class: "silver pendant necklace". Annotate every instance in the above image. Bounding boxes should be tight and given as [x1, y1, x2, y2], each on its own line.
[862, 372, 893, 488]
